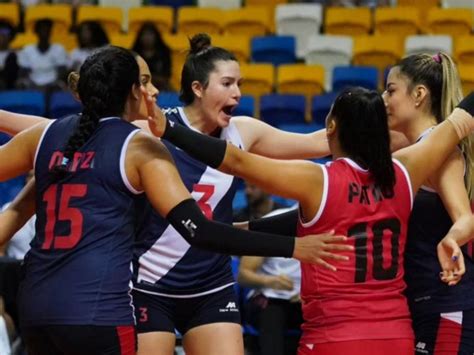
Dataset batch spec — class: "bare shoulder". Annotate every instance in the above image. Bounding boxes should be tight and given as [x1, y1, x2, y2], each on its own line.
[127, 131, 172, 162]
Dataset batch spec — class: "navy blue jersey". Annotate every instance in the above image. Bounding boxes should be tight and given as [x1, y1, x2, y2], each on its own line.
[133, 107, 244, 297]
[19, 115, 142, 327]
[404, 130, 474, 314]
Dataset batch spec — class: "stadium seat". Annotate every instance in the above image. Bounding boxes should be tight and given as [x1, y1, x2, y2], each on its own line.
[260, 94, 306, 127]
[324, 7, 372, 36]
[212, 35, 251, 63]
[239, 63, 275, 102]
[353, 35, 404, 89]
[427, 8, 473, 37]
[332, 66, 379, 92]
[24, 4, 72, 36]
[129, 6, 174, 35]
[275, 3, 323, 58]
[442, 0, 474, 7]
[312, 92, 338, 126]
[0, 3, 20, 28]
[149, 0, 194, 8]
[233, 95, 255, 117]
[232, 189, 247, 211]
[163, 33, 189, 91]
[198, 0, 241, 9]
[177, 7, 223, 36]
[109, 33, 135, 49]
[374, 7, 420, 38]
[459, 64, 474, 96]
[9, 32, 37, 50]
[455, 36, 474, 65]
[251, 36, 296, 66]
[277, 64, 325, 121]
[157, 92, 182, 109]
[98, 0, 141, 32]
[405, 35, 453, 56]
[397, 0, 439, 7]
[49, 91, 82, 119]
[0, 91, 45, 116]
[77, 6, 123, 38]
[304, 35, 353, 91]
[278, 122, 324, 134]
[222, 7, 271, 37]
[0, 176, 27, 207]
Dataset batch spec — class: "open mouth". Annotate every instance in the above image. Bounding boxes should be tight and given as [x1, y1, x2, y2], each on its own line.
[222, 105, 236, 116]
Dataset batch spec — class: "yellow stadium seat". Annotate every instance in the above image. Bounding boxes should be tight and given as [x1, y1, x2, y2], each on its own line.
[52, 32, 77, 52]
[427, 8, 473, 37]
[277, 64, 325, 121]
[455, 36, 474, 65]
[163, 33, 189, 91]
[374, 7, 420, 38]
[128, 6, 174, 36]
[177, 7, 223, 36]
[212, 35, 251, 63]
[397, 0, 439, 6]
[353, 35, 404, 88]
[246, 0, 287, 5]
[240, 63, 275, 118]
[459, 64, 474, 96]
[24, 4, 72, 36]
[77, 6, 123, 38]
[109, 33, 135, 49]
[0, 3, 20, 28]
[222, 6, 272, 37]
[324, 7, 372, 36]
[10, 32, 37, 50]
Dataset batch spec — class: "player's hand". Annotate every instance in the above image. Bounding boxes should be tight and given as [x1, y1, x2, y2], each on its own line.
[437, 236, 465, 286]
[265, 274, 294, 291]
[292, 231, 352, 271]
[141, 86, 166, 137]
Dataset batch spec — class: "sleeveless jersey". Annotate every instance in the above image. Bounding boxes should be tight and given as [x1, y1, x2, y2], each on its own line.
[19, 115, 142, 327]
[404, 130, 474, 315]
[297, 158, 414, 344]
[133, 107, 245, 297]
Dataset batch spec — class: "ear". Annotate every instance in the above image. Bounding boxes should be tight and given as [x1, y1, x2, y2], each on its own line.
[326, 116, 337, 136]
[131, 83, 142, 101]
[412, 84, 428, 107]
[191, 80, 204, 99]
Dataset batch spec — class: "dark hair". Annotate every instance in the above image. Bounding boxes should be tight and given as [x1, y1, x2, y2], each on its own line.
[0, 20, 15, 41]
[57, 46, 139, 174]
[77, 21, 109, 48]
[331, 87, 395, 196]
[132, 22, 169, 55]
[180, 33, 237, 105]
[34, 19, 53, 34]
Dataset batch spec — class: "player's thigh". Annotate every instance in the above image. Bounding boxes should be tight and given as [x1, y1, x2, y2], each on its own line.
[183, 322, 244, 355]
[137, 331, 176, 355]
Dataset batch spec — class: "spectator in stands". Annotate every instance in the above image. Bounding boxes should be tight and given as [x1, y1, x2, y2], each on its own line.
[69, 20, 109, 72]
[17, 19, 68, 92]
[238, 207, 303, 355]
[0, 21, 18, 90]
[234, 181, 286, 222]
[132, 22, 172, 91]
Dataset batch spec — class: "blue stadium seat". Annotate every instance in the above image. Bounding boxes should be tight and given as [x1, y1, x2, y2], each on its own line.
[332, 66, 379, 91]
[157, 91, 181, 109]
[233, 95, 255, 117]
[311, 91, 338, 125]
[49, 91, 82, 119]
[260, 94, 305, 127]
[0, 176, 26, 207]
[278, 122, 324, 134]
[149, 0, 193, 8]
[251, 36, 296, 66]
[0, 90, 45, 116]
[232, 188, 247, 211]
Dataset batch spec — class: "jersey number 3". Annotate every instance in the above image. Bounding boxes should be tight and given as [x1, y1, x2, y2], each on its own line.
[348, 218, 400, 283]
[193, 184, 215, 219]
[42, 184, 87, 250]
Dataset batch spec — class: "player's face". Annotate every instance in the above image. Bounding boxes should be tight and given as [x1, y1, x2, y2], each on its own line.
[382, 67, 419, 133]
[199, 60, 242, 128]
[134, 55, 159, 121]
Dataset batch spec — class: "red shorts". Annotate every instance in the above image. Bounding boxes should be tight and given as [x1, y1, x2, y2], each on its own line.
[298, 338, 414, 355]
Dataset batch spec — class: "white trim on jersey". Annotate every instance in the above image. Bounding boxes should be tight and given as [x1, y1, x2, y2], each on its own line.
[33, 119, 56, 170]
[299, 163, 328, 228]
[393, 158, 414, 210]
[134, 282, 235, 299]
[440, 311, 463, 325]
[120, 129, 142, 195]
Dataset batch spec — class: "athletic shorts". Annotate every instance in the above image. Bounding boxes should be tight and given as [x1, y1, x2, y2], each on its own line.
[133, 285, 241, 335]
[298, 338, 414, 355]
[21, 324, 136, 355]
[412, 309, 474, 354]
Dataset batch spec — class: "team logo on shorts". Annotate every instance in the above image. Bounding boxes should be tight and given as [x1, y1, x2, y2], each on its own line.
[219, 301, 239, 313]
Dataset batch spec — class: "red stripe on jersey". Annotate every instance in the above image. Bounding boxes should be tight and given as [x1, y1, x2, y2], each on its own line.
[116, 326, 136, 355]
[433, 315, 462, 354]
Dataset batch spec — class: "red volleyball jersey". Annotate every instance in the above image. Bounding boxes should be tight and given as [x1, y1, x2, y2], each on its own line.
[298, 158, 414, 344]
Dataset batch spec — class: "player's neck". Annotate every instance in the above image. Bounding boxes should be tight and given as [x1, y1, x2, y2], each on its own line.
[183, 105, 218, 135]
[405, 114, 438, 144]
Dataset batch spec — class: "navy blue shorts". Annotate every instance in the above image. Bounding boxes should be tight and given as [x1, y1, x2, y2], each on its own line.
[133, 285, 241, 335]
[413, 309, 474, 354]
[21, 324, 136, 355]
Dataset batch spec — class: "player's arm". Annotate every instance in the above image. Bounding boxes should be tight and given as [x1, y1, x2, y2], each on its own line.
[126, 132, 352, 268]
[0, 110, 47, 136]
[232, 116, 330, 159]
[0, 179, 36, 250]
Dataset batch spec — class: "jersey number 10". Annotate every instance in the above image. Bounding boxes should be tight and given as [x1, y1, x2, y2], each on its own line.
[348, 218, 401, 283]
